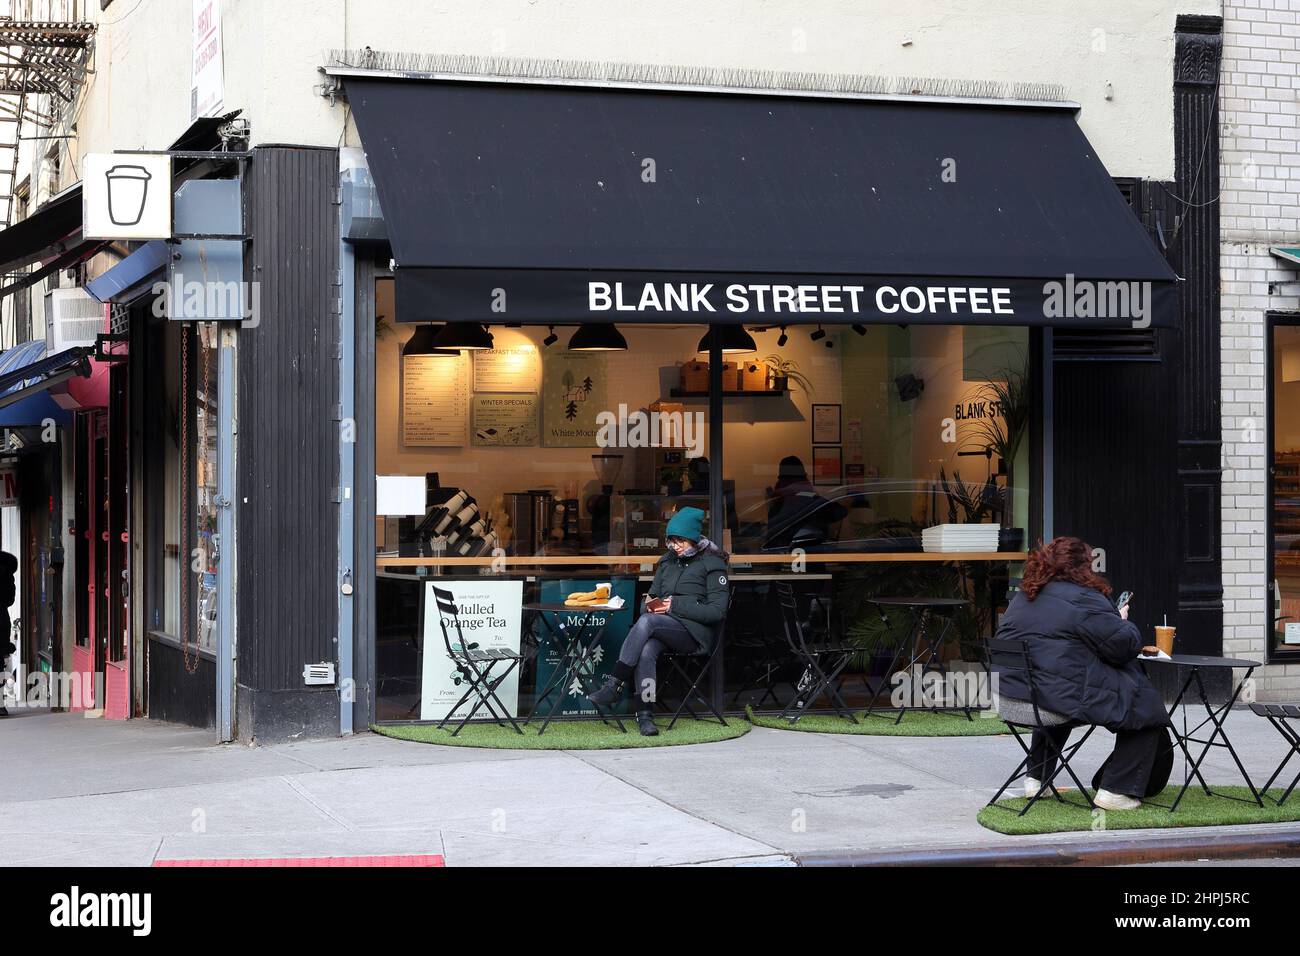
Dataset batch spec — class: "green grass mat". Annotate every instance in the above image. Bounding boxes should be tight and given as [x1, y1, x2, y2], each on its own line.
[372, 716, 749, 750]
[979, 787, 1300, 835]
[746, 706, 1011, 736]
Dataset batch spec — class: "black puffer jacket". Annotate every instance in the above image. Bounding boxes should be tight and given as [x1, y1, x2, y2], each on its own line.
[994, 580, 1168, 732]
[647, 544, 730, 652]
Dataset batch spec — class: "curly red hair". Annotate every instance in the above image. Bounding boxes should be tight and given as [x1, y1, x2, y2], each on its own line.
[1020, 536, 1112, 600]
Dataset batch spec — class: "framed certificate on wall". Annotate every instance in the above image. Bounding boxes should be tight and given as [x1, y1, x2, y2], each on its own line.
[812, 403, 841, 444]
[812, 445, 843, 486]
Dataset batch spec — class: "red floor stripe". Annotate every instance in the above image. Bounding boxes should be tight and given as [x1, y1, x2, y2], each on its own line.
[154, 854, 445, 867]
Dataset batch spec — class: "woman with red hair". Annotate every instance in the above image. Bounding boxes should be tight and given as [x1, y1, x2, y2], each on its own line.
[994, 536, 1169, 810]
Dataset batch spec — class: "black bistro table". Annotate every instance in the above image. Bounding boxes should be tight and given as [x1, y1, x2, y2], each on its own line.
[1140, 653, 1263, 812]
[863, 596, 973, 722]
[523, 602, 626, 735]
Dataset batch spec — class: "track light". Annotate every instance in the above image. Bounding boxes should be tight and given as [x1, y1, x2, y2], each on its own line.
[852, 324, 867, 336]
[777, 326, 788, 347]
[810, 326, 826, 342]
[543, 325, 558, 347]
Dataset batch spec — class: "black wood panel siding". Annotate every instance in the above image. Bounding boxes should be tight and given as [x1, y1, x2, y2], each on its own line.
[239, 146, 340, 694]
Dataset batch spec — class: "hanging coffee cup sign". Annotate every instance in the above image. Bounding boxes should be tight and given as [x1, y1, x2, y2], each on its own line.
[82, 152, 173, 240]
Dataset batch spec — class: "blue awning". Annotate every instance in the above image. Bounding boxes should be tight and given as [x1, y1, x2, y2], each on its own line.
[85, 240, 169, 303]
[0, 340, 90, 427]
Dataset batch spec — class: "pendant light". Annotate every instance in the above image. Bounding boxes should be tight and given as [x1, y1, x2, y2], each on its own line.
[430, 322, 494, 350]
[568, 324, 628, 351]
[402, 324, 458, 356]
[696, 325, 756, 354]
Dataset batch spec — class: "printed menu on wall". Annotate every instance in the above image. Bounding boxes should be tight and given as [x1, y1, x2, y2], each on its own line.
[472, 393, 539, 446]
[402, 352, 469, 446]
[542, 350, 608, 447]
[473, 344, 540, 393]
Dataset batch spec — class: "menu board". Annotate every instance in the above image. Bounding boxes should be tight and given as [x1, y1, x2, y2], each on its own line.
[472, 393, 539, 446]
[473, 344, 540, 393]
[421, 579, 524, 721]
[402, 352, 469, 446]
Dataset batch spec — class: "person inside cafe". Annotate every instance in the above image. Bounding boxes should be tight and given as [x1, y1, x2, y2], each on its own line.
[993, 536, 1170, 811]
[587, 507, 730, 736]
[761, 455, 848, 550]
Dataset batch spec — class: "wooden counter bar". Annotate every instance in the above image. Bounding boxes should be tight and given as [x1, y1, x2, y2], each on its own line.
[374, 551, 1028, 568]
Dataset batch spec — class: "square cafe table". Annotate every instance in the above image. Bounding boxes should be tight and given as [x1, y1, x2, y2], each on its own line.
[1140, 653, 1263, 812]
[523, 602, 627, 735]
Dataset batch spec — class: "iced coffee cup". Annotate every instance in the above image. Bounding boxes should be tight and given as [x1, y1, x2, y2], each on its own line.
[1154, 625, 1175, 656]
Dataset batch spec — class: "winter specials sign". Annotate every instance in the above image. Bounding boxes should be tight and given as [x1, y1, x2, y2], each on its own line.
[420, 580, 523, 721]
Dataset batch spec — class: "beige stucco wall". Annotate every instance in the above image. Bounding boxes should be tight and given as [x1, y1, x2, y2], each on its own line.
[61, 0, 1220, 183]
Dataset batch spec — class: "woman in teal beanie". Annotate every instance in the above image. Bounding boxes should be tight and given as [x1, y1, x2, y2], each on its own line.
[587, 506, 730, 735]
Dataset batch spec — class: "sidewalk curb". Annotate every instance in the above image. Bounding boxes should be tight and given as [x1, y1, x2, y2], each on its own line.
[795, 830, 1300, 866]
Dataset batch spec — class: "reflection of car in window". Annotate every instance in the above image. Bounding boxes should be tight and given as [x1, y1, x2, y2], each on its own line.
[736, 481, 940, 553]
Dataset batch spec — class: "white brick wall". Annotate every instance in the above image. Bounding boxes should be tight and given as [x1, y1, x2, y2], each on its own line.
[1221, 0, 1300, 697]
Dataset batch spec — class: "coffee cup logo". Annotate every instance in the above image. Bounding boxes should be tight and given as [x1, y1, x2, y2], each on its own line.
[104, 164, 153, 227]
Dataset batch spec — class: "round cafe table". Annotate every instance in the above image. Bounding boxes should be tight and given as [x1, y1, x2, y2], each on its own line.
[1140, 653, 1263, 812]
[522, 602, 627, 735]
[863, 596, 973, 722]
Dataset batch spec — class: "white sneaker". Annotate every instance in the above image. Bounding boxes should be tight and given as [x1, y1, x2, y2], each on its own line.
[1024, 777, 1043, 798]
[1094, 788, 1142, 811]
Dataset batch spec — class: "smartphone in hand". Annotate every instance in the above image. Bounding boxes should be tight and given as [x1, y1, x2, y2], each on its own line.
[1115, 590, 1133, 611]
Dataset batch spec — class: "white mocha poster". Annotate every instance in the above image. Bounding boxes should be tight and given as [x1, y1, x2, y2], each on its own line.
[420, 580, 524, 721]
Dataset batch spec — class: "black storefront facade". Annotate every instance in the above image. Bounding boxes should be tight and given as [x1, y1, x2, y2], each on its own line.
[326, 46, 1226, 734]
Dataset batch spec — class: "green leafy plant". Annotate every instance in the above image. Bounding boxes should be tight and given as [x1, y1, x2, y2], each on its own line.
[760, 354, 814, 394]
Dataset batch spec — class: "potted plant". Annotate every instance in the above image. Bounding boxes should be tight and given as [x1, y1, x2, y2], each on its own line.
[760, 354, 814, 394]
[962, 362, 1030, 547]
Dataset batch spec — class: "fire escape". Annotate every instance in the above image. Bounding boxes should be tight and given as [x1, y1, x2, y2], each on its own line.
[0, 16, 96, 227]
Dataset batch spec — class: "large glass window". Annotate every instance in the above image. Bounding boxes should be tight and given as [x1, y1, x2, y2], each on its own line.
[720, 324, 1030, 709]
[145, 319, 219, 655]
[369, 289, 1036, 720]
[1271, 319, 1300, 660]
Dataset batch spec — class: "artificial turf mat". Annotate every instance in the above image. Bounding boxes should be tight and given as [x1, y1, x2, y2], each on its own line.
[746, 706, 1011, 736]
[372, 716, 749, 749]
[979, 787, 1300, 835]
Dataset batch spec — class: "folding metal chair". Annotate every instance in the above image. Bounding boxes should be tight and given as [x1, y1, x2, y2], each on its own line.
[1250, 702, 1300, 806]
[430, 585, 525, 736]
[774, 581, 859, 724]
[657, 588, 732, 729]
[986, 636, 1097, 816]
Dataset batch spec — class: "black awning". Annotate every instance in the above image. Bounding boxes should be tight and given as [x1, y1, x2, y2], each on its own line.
[346, 77, 1177, 328]
[0, 185, 83, 275]
[0, 239, 107, 300]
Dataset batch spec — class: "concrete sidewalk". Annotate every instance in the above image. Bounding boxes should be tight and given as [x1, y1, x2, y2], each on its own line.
[2, 706, 1298, 866]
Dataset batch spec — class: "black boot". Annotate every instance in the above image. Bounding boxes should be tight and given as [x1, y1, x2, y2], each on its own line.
[586, 675, 625, 707]
[636, 711, 659, 736]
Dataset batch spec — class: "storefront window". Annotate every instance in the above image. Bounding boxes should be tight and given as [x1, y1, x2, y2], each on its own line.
[1271, 319, 1300, 658]
[146, 320, 219, 654]
[370, 282, 1035, 720]
[720, 324, 1030, 708]
[373, 274, 717, 719]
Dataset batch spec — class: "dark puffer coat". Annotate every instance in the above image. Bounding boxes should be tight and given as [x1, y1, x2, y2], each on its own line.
[994, 580, 1168, 732]
[647, 543, 730, 652]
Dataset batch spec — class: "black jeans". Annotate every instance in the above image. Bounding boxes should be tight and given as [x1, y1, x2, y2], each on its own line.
[617, 613, 697, 709]
[1028, 725, 1165, 798]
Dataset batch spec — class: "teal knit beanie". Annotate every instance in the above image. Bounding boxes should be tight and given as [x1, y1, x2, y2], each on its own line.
[665, 507, 705, 542]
